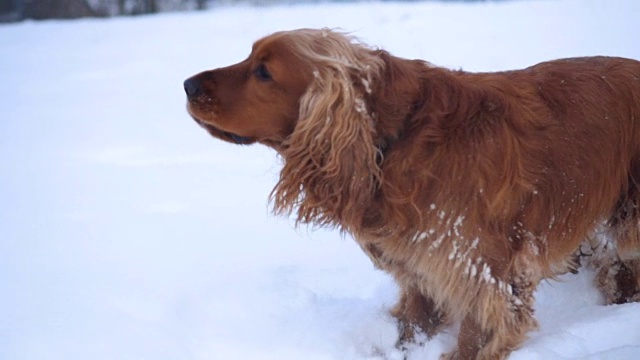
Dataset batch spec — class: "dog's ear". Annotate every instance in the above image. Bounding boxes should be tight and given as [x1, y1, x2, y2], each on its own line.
[271, 36, 384, 229]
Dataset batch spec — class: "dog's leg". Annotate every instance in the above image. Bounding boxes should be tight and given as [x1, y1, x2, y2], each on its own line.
[442, 251, 540, 360]
[599, 191, 640, 303]
[439, 315, 486, 360]
[442, 292, 537, 360]
[392, 285, 449, 348]
[625, 258, 640, 302]
[612, 218, 640, 303]
[358, 240, 451, 346]
[598, 165, 640, 303]
[614, 258, 640, 302]
[597, 256, 640, 304]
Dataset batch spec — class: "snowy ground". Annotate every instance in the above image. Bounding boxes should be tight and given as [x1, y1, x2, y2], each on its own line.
[1, 1, 640, 359]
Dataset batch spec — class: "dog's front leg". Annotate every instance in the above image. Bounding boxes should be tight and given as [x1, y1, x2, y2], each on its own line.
[392, 285, 450, 348]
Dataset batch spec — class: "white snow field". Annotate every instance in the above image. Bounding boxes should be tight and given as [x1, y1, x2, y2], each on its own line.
[1, 0, 640, 359]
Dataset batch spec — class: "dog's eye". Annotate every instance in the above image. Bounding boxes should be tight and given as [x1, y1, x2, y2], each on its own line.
[254, 63, 272, 82]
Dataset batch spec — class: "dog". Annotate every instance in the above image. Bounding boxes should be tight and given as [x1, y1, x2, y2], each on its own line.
[184, 28, 640, 359]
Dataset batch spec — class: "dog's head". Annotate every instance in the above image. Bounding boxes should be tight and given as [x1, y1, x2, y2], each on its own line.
[184, 30, 315, 149]
[184, 28, 419, 227]
[184, 28, 386, 149]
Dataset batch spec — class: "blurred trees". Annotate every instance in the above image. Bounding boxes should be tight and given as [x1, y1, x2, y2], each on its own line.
[22, 0, 98, 19]
[0, 0, 505, 22]
[0, 0, 208, 21]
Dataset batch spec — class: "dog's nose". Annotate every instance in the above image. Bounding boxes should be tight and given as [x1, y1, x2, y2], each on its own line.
[183, 77, 201, 98]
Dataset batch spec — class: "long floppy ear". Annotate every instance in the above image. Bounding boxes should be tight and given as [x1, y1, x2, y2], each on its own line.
[270, 31, 384, 229]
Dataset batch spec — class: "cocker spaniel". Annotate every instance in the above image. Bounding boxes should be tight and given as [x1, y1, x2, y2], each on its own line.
[184, 28, 640, 359]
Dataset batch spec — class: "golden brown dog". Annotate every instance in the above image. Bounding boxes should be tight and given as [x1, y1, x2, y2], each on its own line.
[184, 28, 640, 359]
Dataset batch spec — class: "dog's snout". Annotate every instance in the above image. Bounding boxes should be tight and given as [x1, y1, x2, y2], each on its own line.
[183, 77, 201, 98]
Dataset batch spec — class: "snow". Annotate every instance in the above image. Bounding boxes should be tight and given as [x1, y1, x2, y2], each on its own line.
[1, 0, 640, 359]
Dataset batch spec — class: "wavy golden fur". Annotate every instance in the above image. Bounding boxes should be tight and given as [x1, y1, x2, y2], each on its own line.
[184, 28, 640, 359]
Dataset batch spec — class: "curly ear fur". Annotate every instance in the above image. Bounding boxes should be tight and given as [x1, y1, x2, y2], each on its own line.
[270, 30, 384, 229]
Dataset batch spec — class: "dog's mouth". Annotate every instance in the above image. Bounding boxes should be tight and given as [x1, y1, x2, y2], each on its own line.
[191, 116, 255, 145]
